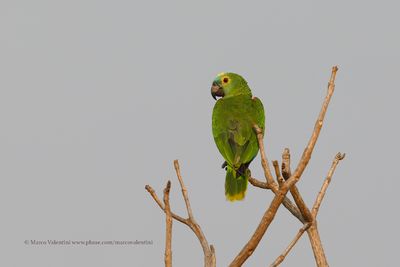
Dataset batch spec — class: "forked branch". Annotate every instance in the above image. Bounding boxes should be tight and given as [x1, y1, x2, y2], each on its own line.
[281, 147, 327, 265]
[145, 160, 216, 267]
[270, 152, 345, 267]
[249, 177, 305, 223]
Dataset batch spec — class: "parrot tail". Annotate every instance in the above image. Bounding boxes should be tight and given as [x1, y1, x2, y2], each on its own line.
[225, 165, 250, 201]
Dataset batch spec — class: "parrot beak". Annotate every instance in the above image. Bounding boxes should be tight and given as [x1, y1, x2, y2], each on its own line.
[211, 82, 224, 100]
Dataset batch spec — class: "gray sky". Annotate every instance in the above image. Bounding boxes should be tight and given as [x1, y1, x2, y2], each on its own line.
[1, 1, 399, 266]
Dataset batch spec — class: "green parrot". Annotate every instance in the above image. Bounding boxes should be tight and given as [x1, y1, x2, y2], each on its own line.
[211, 72, 265, 201]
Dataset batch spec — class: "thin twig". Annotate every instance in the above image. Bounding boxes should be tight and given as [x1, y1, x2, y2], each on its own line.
[174, 160, 194, 220]
[249, 177, 269, 189]
[308, 152, 344, 267]
[269, 222, 311, 267]
[272, 160, 285, 188]
[282, 148, 313, 223]
[230, 66, 338, 267]
[312, 152, 345, 218]
[163, 181, 172, 267]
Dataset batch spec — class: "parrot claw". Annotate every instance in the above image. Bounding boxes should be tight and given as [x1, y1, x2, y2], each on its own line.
[221, 161, 227, 169]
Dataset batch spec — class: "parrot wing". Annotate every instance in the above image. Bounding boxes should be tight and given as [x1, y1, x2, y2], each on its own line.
[212, 96, 265, 168]
[251, 96, 265, 133]
[229, 97, 265, 165]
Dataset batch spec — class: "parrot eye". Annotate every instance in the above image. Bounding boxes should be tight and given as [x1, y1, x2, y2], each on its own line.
[223, 77, 229, 83]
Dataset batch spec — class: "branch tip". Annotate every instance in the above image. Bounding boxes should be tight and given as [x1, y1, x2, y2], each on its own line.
[272, 160, 285, 187]
[283, 148, 290, 156]
[164, 180, 171, 194]
[336, 152, 345, 160]
[173, 159, 179, 168]
[145, 184, 154, 193]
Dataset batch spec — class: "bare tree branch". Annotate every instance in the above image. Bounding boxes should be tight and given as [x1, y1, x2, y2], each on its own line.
[145, 185, 187, 224]
[173, 160, 215, 267]
[145, 161, 216, 267]
[307, 223, 326, 267]
[285, 66, 338, 188]
[174, 160, 194, 220]
[271, 151, 345, 267]
[230, 66, 339, 267]
[307, 152, 344, 267]
[254, 125, 278, 188]
[269, 222, 311, 267]
[163, 181, 172, 267]
[229, 186, 292, 266]
[272, 160, 285, 188]
[249, 176, 269, 189]
[249, 177, 305, 223]
[312, 152, 345, 218]
[282, 148, 313, 223]
[281, 148, 327, 266]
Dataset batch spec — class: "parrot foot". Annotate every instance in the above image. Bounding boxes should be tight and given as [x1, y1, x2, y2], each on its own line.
[237, 162, 251, 176]
[221, 161, 227, 169]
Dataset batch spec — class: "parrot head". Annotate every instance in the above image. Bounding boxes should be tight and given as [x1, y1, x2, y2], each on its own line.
[211, 72, 251, 100]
